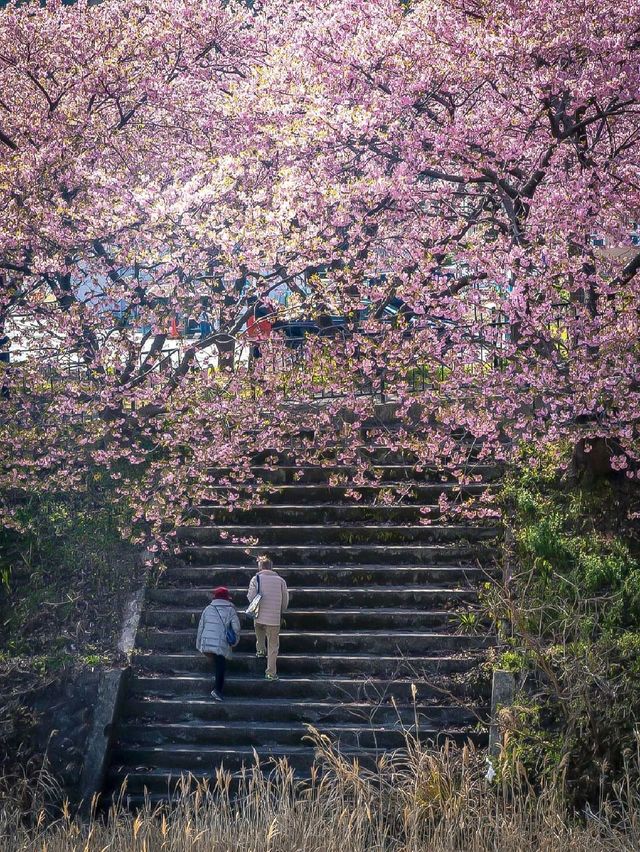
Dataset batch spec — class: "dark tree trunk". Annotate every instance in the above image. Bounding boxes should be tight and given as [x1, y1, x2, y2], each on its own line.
[569, 436, 623, 482]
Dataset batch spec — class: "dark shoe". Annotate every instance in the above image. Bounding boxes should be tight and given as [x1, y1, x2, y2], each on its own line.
[211, 690, 223, 701]
[256, 651, 266, 658]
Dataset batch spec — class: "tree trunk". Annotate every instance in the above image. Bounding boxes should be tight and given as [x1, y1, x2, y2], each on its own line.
[215, 334, 236, 372]
[569, 436, 622, 482]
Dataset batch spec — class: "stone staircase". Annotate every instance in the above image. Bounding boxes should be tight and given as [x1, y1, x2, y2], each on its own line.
[105, 458, 499, 804]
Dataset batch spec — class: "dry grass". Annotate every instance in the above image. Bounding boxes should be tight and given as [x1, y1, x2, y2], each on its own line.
[1, 731, 639, 852]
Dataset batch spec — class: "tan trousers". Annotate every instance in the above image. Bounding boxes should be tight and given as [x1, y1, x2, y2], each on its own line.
[255, 623, 280, 676]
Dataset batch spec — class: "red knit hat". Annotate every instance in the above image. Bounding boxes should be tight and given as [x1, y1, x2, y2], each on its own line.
[213, 586, 231, 600]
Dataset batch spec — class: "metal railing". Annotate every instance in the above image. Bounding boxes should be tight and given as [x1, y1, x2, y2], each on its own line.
[3, 304, 575, 405]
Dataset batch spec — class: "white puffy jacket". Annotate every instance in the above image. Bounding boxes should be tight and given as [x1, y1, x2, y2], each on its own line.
[196, 600, 241, 659]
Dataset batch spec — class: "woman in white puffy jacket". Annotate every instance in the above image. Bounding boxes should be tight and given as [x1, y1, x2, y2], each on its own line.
[196, 586, 241, 701]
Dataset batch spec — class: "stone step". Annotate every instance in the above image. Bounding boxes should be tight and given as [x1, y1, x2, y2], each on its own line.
[115, 721, 478, 750]
[251, 446, 485, 466]
[127, 675, 487, 703]
[158, 564, 490, 588]
[120, 697, 479, 726]
[201, 482, 490, 505]
[190, 503, 446, 523]
[107, 729, 490, 805]
[206, 464, 500, 485]
[136, 629, 490, 655]
[178, 524, 499, 546]
[147, 586, 480, 609]
[108, 727, 490, 801]
[103, 759, 340, 799]
[107, 739, 485, 804]
[108, 749, 329, 790]
[141, 608, 464, 631]
[181, 543, 492, 565]
[111, 736, 481, 778]
[133, 652, 483, 677]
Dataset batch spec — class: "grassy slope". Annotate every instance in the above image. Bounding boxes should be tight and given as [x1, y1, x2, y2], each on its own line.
[0, 493, 145, 773]
[489, 444, 640, 804]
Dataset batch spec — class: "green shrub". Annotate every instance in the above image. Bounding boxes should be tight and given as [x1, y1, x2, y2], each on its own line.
[0, 490, 139, 661]
[494, 443, 640, 805]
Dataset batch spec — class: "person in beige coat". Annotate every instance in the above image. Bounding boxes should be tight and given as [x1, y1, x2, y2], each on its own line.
[247, 555, 289, 680]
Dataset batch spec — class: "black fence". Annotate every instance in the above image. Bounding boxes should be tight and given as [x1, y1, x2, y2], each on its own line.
[4, 303, 574, 404]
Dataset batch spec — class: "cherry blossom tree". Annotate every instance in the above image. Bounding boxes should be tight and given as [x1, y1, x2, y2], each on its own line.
[1, 0, 639, 546]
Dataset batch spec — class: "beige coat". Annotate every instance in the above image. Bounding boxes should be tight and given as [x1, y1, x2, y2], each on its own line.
[248, 569, 289, 626]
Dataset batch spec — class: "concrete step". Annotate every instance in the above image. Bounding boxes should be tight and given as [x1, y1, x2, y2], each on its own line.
[189, 504, 448, 524]
[105, 731, 496, 812]
[157, 564, 491, 588]
[178, 524, 499, 546]
[141, 608, 464, 631]
[206, 464, 500, 485]
[250, 446, 485, 466]
[115, 721, 478, 750]
[127, 675, 488, 703]
[107, 730, 491, 804]
[132, 652, 484, 677]
[135, 629, 491, 655]
[108, 729, 490, 800]
[108, 749, 326, 789]
[111, 736, 482, 777]
[146, 586, 480, 609]
[201, 482, 490, 505]
[181, 543, 493, 565]
[120, 697, 479, 726]
[104, 758, 349, 798]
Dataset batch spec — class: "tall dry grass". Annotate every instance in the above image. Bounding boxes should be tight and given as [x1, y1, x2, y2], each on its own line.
[1, 729, 639, 851]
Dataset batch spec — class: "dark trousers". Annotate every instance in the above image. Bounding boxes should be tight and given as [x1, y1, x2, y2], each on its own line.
[204, 652, 226, 693]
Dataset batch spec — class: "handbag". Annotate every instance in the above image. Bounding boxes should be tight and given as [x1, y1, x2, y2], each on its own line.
[225, 623, 238, 647]
[246, 574, 262, 619]
[214, 605, 238, 647]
